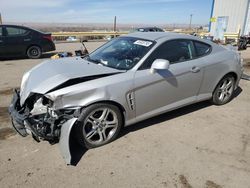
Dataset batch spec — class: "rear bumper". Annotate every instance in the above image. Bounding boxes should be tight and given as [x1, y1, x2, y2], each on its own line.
[42, 41, 56, 52]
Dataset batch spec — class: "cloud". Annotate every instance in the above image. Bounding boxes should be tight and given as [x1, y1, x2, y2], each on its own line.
[1, 0, 70, 9]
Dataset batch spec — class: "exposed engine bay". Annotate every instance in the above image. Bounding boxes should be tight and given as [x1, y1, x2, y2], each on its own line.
[10, 90, 81, 144]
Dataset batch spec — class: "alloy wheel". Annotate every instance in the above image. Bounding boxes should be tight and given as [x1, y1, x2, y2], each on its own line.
[82, 107, 119, 145]
[216, 77, 234, 103]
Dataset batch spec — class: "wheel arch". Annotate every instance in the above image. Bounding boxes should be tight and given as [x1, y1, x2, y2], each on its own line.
[225, 72, 238, 81]
[26, 44, 42, 54]
[83, 100, 126, 127]
[212, 71, 238, 94]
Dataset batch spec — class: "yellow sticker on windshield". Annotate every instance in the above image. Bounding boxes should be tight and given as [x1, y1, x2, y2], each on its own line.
[134, 40, 152, 47]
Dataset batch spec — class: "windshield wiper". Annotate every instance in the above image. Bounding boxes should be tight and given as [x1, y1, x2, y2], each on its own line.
[81, 54, 89, 59]
[87, 57, 108, 67]
[87, 57, 100, 63]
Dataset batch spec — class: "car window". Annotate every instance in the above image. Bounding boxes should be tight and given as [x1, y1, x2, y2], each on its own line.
[6, 27, 28, 36]
[0, 27, 2, 36]
[140, 39, 194, 70]
[194, 41, 211, 57]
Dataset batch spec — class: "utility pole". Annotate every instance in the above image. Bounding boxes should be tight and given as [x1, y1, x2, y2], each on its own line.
[0, 13, 2, 24]
[189, 14, 193, 30]
[113, 16, 117, 38]
[114, 16, 117, 33]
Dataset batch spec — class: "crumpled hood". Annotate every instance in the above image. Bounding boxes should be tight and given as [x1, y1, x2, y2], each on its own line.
[20, 57, 122, 106]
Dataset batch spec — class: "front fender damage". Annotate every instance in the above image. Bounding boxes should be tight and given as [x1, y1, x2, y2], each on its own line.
[9, 90, 86, 165]
[59, 118, 78, 165]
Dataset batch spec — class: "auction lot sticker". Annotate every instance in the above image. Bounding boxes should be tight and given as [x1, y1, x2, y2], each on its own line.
[134, 40, 152, 47]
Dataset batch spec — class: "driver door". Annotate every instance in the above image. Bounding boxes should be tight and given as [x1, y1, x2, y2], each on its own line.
[134, 39, 204, 120]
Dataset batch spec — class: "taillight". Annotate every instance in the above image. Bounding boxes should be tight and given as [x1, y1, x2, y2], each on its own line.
[43, 35, 52, 41]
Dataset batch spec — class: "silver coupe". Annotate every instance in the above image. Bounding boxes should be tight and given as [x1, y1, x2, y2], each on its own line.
[9, 32, 244, 164]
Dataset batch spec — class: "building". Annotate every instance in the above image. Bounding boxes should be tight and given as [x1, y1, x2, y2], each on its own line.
[210, 0, 250, 40]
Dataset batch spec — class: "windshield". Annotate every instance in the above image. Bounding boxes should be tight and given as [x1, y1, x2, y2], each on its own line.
[86, 37, 155, 70]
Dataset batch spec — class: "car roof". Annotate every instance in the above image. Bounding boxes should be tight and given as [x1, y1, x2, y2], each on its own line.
[0, 24, 30, 28]
[0, 24, 47, 34]
[0, 24, 35, 31]
[125, 32, 216, 45]
[126, 32, 192, 41]
[137, 27, 162, 29]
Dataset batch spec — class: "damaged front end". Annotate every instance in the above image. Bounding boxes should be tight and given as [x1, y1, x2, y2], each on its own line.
[8, 57, 126, 164]
[9, 89, 80, 144]
[9, 89, 81, 164]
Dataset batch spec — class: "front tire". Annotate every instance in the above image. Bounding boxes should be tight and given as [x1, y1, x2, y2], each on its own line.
[76, 103, 123, 149]
[27, 46, 42, 59]
[211, 75, 236, 105]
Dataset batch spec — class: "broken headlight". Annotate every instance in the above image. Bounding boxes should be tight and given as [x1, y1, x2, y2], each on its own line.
[30, 96, 54, 116]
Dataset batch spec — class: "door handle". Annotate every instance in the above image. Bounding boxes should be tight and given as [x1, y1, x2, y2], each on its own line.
[191, 66, 200, 73]
[24, 38, 31, 42]
[0, 40, 3, 43]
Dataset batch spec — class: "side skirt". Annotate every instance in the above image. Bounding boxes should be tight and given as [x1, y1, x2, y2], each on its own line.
[125, 94, 212, 127]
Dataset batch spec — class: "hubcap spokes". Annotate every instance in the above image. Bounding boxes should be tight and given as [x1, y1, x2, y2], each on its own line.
[83, 108, 118, 144]
[31, 48, 38, 56]
[218, 78, 234, 102]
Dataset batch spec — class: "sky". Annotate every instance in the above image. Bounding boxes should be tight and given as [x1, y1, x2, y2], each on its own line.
[0, 0, 213, 25]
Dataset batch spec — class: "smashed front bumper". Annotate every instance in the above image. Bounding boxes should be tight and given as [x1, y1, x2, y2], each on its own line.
[9, 90, 58, 142]
[8, 90, 80, 165]
[9, 90, 31, 138]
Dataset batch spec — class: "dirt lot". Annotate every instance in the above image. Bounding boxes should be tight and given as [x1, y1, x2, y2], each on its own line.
[0, 42, 250, 188]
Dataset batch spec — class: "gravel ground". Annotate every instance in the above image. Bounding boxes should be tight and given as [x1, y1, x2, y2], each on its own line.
[0, 42, 250, 188]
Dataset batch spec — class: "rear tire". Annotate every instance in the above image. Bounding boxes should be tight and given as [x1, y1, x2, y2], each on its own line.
[211, 75, 236, 105]
[27, 46, 42, 59]
[76, 103, 123, 149]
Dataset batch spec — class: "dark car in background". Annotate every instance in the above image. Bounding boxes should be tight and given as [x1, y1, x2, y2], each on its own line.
[0, 25, 55, 59]
[136, 27, 164, 32]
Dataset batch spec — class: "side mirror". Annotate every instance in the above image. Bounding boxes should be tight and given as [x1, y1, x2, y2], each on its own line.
[150, 59, 170, 74]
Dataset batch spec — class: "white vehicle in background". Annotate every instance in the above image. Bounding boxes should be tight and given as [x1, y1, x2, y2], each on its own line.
[66, 36, 78, 42]
[105, 35, 112, 41]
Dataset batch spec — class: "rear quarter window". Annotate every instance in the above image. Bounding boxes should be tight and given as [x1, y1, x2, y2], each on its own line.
[194, 41, 211, 57]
